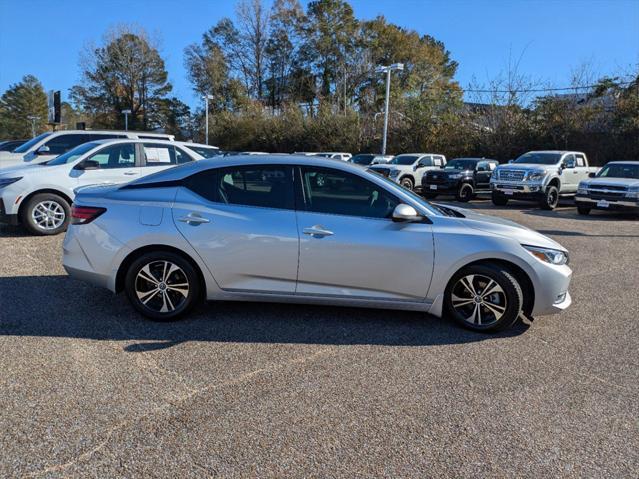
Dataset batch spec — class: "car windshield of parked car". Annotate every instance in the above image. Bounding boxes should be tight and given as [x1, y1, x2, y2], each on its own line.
[597, 163, 639, 179]
[13, 132, 52, 153]
[350, 154, 375, 165]
[185, 145, 222, 158]
[513, 152, 562, 165]
[444, 159, 478, 170]
[389, 155, 419, 165]
[46, 142, 101, 165]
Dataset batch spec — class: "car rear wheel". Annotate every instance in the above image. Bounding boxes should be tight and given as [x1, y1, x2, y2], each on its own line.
[125, 252, 201, 321]
[491, 191, 508, 206]
[456, 183, 474, 202]
[577, 205, 591, 215]
[21, 193, 71, 236]
[540, 185, 559, 210]
[445, 264, 523, 332]
[400, 177, 414, 190]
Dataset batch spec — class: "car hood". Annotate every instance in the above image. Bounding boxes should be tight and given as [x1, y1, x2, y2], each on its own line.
[440, 204, 565, 251]
[0, 151, 24, 160]
[580, 177, 639, 188]
[0, 163, 48, 176]
[497, 163, 558, 173]
[370, 164, 410, 172]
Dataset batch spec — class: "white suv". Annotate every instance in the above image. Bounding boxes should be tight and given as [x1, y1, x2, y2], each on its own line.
[0, 139, 202, 235]
[369, 153, 446, 190]
[0, 130, 175, 168]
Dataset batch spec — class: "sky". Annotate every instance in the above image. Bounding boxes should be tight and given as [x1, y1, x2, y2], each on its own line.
[0, 0, 637, 108]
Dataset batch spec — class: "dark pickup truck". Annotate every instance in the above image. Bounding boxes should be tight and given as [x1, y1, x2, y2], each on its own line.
[422, 158, 499, 202]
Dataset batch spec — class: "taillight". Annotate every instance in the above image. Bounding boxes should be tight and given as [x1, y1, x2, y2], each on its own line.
[71, 205, 106, 225]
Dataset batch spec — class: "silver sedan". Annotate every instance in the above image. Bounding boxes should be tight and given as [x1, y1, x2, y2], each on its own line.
[63, 155, 572, 332]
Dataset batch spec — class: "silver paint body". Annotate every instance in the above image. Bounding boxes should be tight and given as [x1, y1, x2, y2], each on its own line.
[63, 155, 573, 318]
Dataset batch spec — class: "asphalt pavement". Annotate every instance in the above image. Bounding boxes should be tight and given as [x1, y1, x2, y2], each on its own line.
[1, 200, 637, 478]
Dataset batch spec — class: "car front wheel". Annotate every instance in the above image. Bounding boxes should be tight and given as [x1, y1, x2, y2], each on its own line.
[445, 264, 523, 332]
[125, 252, 201, 321]
[491, 191, 508, 206]
[21, 193, 71, 236]
[577, 205, 591, 215]
[400, 177, 414, 190]
[540, 185, 559, 210]
[456, 183, 474, 202]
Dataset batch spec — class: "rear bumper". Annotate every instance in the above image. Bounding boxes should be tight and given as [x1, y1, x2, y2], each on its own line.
[576, 196, 639, 212]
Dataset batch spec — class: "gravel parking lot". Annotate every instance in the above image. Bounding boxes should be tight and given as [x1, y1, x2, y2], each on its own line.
[1, 201, 637, 478]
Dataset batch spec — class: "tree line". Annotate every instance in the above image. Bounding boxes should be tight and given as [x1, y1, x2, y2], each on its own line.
[0, 0, 637, 165]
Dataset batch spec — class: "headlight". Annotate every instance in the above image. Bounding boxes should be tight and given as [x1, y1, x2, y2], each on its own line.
[523, 244, 569, 265]
[389, 170, 400, 177]
[577, 183, 588, 195]
[0, 177, 22, 188]
[527, 170, 546, 182]
[626, 186, 639, 199]
[491, 170, 499, 180]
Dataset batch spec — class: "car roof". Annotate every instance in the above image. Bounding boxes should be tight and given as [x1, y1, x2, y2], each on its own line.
[43, 129, 172, 137]
[450, 157, 497, 162]
[525, 150, 585, 155]
[603, 161, 639, 165]
[89, 138, 180, 145]
[127, 154, 369, 186]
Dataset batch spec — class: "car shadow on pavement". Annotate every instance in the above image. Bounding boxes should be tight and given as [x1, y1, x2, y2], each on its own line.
[0, 275, 530, 350]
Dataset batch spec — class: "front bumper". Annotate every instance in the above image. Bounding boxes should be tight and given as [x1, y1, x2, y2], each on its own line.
[0, 198, 19, 225]
[575, 196, 639, 212]
[422, 180, 458, 194]
[531, 263, 573, 316]
[490, 182, 547, 201]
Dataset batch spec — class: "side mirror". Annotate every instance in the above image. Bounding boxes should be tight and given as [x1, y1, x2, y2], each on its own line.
[508, 159, 514, 164]
[588, 172, 596, 178]
[392, 204, 422, 223]
[75, 159, 100, 171]
[36, 145, 50, 155]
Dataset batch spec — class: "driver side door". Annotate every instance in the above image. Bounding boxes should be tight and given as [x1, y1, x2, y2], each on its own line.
[295, 166, 434, 300]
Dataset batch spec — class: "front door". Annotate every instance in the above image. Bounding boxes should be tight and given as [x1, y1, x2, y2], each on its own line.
[173, 165, 299, 293]
[475, 161, 493, 189]
[295, 166, 434, 300]
[71, 142, 141, 187]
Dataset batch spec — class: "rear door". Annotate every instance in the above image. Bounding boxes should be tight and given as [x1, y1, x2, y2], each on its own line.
[71, 142, 140, 187]
[173, 165, 299, 293]
[295, 165, 433, 300]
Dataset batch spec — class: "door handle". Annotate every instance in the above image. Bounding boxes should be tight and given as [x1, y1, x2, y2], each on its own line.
[178, 213, 210, 225]
[303, 225, 334, 237]
[124, 171, 139, 175]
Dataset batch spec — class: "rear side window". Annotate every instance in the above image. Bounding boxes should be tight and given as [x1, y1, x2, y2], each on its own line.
[185, 166, 293, 210]
[142, 143, 192, 166]
[44, 134, 92, 155]
[433, 156, 444, 167]
[575, 154, 586, 167]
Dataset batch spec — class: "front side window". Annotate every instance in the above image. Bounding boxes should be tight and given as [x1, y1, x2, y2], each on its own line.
[44, 134, 91, 155]
[389, 155, 419, 166]
[300, 166, 399, 219]
[186, 166, 293, 209]
[418, 157, 433, 167]
[83, 143, 136, 169]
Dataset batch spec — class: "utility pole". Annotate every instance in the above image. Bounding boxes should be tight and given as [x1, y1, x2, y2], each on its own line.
[375, 63, 404, 155]
[204, 94, 214, 145]
[122, 109, 132, 131]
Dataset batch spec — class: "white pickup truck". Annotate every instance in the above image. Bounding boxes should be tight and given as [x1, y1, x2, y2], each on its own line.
[490, 150, 599, 210]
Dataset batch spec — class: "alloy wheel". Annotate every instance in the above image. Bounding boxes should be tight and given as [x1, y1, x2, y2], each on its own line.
[135, 260, 190, 313]
[31, 200, 66, 230]
[450, 274, 507, 327]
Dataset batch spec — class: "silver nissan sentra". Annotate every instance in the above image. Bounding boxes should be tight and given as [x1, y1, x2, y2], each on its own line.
[63, 155, 572, 332]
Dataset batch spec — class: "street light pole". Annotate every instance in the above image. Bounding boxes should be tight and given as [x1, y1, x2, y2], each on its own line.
[122, 109, 132, 131]
[375, 63, 404, 155]
[27, 116, 39, 138]
[204, 94, 214, 145]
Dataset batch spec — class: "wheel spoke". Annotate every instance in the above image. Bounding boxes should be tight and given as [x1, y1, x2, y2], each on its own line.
[468, 303, 481, 325]
[138, 288, 160, 304]
[483, 302, 506, 319]
[451, 293, 474, 307]
[139, 265, 160, 284]
[459, 275, 476, 296]
[481, 279, 503, 298]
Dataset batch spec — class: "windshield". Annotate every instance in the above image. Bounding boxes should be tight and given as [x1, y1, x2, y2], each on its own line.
[371, 171, 450, 216]
[46, 142, 100, 165]
[445, 159, 478, 170]
[596, 163, 639, 179]
[350, 154, 375, 165]
[13, 132, 52, 153]
[389, 155, 419, 166]
[186, 146, 222, 158]
[513, 152, 562, 165]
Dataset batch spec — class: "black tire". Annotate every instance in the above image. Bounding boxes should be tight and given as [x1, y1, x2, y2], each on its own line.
[577, 205, 591, 215]
[445, 263, 523, 333]
[400, 176, 414, 190]
[422, 191, 438, 200]
[125, 251, 201, 321]
[456, 183, 474, 202]
[21, 192, 71, 236]
[491, 191, 508, 206]
[540, 185, 559, 210]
